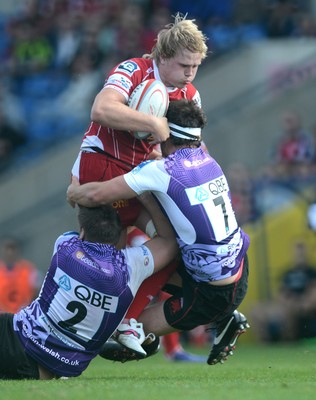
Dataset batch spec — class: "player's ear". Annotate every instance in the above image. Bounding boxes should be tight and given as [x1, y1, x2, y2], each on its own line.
[79, 228, 85, 240]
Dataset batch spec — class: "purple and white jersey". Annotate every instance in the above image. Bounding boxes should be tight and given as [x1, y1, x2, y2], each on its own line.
[13, 232, 154, 377]
[124, 147, 250, 282]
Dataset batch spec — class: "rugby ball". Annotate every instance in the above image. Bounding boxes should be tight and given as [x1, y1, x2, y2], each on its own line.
[128, 79, 169, 139]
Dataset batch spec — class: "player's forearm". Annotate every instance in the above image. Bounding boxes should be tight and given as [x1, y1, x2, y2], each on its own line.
[67, 176, 137, 208]
[138, 193, 175, 242]
[140, 192, 178, 269]
[92, 97, 159, 134]
[68, 182, 106, 207]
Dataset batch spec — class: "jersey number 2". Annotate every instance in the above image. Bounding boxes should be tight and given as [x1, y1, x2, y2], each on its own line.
[58, 301, 87, 334]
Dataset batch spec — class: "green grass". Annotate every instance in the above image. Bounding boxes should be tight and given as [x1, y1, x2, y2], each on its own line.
[1, 341, 316, 400]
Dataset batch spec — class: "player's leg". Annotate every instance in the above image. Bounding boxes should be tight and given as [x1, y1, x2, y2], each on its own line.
[0, 313, 40, 379]
[156, 291, 207, 362]
[112, 225, 179, 354]
[206, 257, 250, 364]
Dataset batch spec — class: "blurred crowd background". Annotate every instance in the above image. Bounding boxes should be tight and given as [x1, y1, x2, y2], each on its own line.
[1, 0, 316, 345]
[0, 0, 316, 173]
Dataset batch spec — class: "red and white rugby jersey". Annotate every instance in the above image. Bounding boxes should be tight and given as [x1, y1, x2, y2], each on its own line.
[80, 57, 201, 168]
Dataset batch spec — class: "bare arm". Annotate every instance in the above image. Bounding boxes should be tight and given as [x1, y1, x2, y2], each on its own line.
[137, 192, 178, 273]
[67, 175, 136, 208]
[91, 88, 170, 143]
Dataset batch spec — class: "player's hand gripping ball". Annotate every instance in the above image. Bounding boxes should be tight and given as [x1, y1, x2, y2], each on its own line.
[128, 79, 169, 139]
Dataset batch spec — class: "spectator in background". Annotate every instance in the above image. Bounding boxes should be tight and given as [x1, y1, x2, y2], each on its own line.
[294, 11, 316, 37]
[251, 241, 316, 342]
[0, 109, 27, 173]
[263, 0, 301, 38]
[0, 79, 28, 171]
[6, 16, 54, 85]
[95, 7, 120, 61]
[169, 0, 235, 55]
[143, 7, 172, 55]
[0, 80, 27, 132]
[269, 110, 314, 179]
[0, 237, 40, 314]
[233, 0, 266, 25]
[169, 0, 234, 27]
[204, 15, 238, 55]
[73, 20, 104, 71]
[226, 162, 256, 225]
[232, 0, 267, 44]
[51, 12, 81, 71]
[309, 121, 316, 175]
[113, 3, 147, 60]
[26, 45, 102, 141]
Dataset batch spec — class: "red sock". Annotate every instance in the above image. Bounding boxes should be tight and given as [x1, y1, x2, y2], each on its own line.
[162, 332, 182, 355]
[125, 260, 178, 319]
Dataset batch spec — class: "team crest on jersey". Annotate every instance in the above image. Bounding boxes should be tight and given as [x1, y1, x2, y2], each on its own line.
[59, 274, 71, 291]
[116, 61, 140, 76]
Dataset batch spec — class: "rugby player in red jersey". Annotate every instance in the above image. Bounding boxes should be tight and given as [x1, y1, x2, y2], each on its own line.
[71, 13, 208, 357]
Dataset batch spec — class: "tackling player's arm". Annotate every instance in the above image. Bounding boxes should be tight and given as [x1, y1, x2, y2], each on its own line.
[137, 192, 178, 271]
[67, 175, 136, 208]
[91, 88, 169, 143]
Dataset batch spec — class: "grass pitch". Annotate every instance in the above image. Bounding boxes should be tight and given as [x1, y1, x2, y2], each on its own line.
[1, 340, 315, 400]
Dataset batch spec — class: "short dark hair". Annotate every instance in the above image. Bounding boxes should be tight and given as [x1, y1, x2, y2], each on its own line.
[78, 205, 122, 245]
[166, 99, 207, 146]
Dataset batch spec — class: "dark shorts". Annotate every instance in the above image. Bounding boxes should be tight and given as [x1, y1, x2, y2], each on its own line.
[163, 255, 249, 330]
[0, 313, 39, 380]
[79, 152, 142, 228]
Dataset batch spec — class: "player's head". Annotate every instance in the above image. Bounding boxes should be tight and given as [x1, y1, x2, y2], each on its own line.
[151, 13, 208, 63]
[165, 99, 207, 148]
[78, 205, 122, 245]
[1, 237, 20, 263]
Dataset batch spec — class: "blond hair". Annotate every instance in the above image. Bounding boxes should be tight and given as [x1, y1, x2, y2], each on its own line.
[148, 13, 208, 63]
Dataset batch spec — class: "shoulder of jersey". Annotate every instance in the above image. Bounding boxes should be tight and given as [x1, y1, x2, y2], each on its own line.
[128, 79, 169, 140]
[63, 231, 79, 237]
[108, 57, 152, 79]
